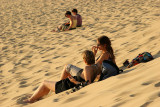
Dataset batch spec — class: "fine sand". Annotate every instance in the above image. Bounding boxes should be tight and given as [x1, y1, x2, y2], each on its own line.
[0, 0, 160, 107]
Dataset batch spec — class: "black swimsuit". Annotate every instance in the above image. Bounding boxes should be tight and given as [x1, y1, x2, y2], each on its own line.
[55, 76, 85, 94]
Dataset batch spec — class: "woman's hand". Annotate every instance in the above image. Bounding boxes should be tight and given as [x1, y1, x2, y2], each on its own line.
[92, 46, 98, 56]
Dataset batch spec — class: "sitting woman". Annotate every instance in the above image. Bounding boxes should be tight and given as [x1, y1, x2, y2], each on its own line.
[52, 11, 77, 32]
[92, 36, 118, 80]
[25, 50, 101, 103]
[72, 9, 82, 27]
[92, 36, 116, 65]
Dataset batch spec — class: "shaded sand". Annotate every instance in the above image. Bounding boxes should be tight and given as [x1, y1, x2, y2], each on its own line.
[0, 0, 160, 107]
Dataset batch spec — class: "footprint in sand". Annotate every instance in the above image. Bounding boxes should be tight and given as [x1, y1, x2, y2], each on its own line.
[76, 61, 82, 64]
[19, 84, 29, 88]
[18, 79, 30, 88]
[1, 85, 9, 90]
[112, 101, 126, 107]
[2, 46, 8, 50]
[16, 94, 32, 105]
[0, 98, 8, 104]
[79, 91, 87, 95]
[56, 66, 63, 70]
[129, 48, 139, 53]
[52, 56, 60, 59]
[120, 42, 129, 46]
[53, 98, 59, 102]
[0, 64, 4, 67]
[63, 96, 83, 104]
[32, 86, 38, 91]
[34, 70, 43, 73]
[141, 81, 153, 86]
[45, 72, 53, 76]
[19, 81, 27, 85]
[63, 45, 70, 47]
[114, 97, 122, 102]
[2, 91, 8, 95]
[140, 101, 153, 107]
[129, 93, 138, 97]
[42, 59, 52, 63]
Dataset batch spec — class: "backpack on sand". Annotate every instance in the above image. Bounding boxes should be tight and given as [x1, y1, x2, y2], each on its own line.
[125, 52, 154, 68]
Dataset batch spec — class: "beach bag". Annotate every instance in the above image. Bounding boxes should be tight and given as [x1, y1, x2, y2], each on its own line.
[127, 52, 154, 68]
[99, 60, 123, 81]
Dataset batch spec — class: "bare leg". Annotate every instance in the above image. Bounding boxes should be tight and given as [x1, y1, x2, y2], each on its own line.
[60, 65, 71, 80]
[27, 80, 56, 103]
[51, 25, 62, 32]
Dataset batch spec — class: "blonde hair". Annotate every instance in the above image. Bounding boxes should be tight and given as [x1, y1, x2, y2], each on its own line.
[82, 50, 95, 65]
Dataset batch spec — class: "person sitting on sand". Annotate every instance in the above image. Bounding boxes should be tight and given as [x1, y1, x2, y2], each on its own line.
[24, 50, 101, 103]
[61, 36, 116, 81]
[92, 36, 116, 65]
[72, 9, 82, 27]
[92, 36, 117, 80]
[52, 11, 77, 32]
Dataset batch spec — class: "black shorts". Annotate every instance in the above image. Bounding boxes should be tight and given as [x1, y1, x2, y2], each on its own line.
[55, 78, 76, 94]
[55, 76, 84, 94]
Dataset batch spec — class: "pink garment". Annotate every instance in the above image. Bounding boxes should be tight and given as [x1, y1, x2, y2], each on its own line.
[76, 14, 82, 27]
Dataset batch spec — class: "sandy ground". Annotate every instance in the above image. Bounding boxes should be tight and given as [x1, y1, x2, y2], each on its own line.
[0, 0, 160, 107]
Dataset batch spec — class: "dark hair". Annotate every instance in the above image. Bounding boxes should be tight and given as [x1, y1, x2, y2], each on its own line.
[82, 50, 95, 65]
[72, 9, 78, 13]
[97, 36, 115, 62]
[65, 11, 71, 16]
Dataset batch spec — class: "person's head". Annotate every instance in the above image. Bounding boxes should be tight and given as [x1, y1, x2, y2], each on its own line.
[65, 11, 71, 18]
[82, 50, 95, 65]
[97, 36, 115, 60]
[72, 9, 78, 15]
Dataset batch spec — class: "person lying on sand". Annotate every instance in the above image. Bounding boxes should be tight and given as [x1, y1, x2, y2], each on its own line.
[72, 9, 82, 27]
[52, 11, 77, 32]
[24, 50, 101, 103]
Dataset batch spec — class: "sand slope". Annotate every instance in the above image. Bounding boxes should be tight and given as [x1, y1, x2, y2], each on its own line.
[0, 0, 160, 107]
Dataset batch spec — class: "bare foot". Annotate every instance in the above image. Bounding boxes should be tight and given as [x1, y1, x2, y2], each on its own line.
[51, 27, 60, 32]
[23, 98, 35, 103]
[51, 30, 56, 32]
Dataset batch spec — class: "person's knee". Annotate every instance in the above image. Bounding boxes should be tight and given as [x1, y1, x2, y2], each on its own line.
[42, 80, 48, 86]
[63, 64, 68, 73]
[64, 64, 72, 73]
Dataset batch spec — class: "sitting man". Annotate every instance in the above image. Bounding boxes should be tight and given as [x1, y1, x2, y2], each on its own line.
[72, 9, 82, 27]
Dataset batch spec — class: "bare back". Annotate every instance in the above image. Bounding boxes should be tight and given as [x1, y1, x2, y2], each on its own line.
[81, 64, 101, 83]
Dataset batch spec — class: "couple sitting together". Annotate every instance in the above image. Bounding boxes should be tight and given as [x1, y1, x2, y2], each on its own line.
[52, 9, 82, 32]
[25, 36, 117, 103]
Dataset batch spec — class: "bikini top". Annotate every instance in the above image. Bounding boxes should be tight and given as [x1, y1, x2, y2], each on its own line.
[96, 52, 113, 62]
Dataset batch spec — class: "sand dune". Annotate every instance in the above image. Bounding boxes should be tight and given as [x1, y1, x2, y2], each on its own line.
[0, 0, 160, 107]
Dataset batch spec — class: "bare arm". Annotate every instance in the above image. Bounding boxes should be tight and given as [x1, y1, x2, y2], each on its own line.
[68, 66, 92, 84]
[65, 22, 70, 25]
[66, 17, 73, 30]
[83, 66, 92, 84]
[92, 46, 98, 56]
